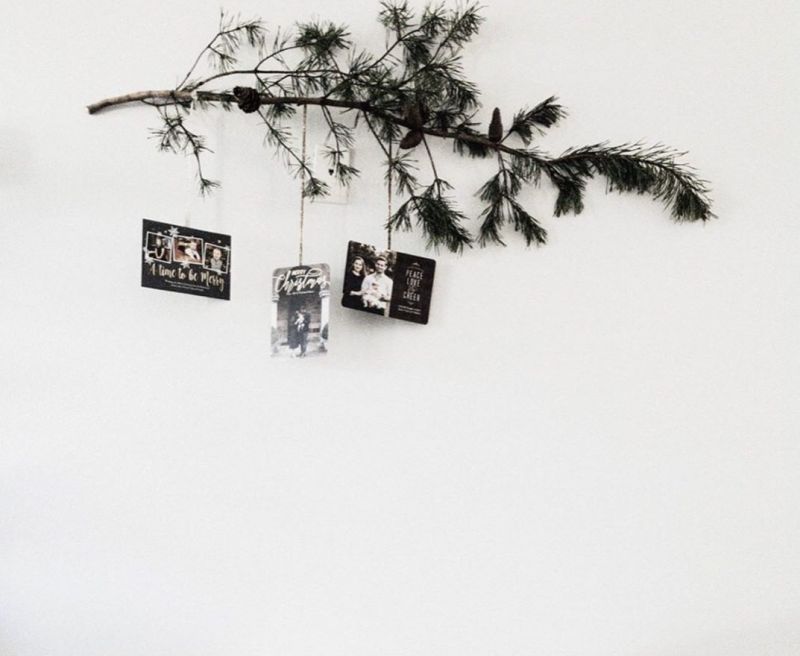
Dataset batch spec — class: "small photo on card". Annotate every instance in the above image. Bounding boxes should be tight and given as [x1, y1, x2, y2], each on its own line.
[141, 219, 231, 300]
[271, 263, 330, 358]
[144, 231, 173, 264]
[203, 243, 230, 274]
[342, 241, 435, 324]
[173, 236, 204, 264]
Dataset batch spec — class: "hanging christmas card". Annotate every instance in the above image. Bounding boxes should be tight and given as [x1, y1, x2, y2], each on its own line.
[342, 241, 435, 324]
[141, 219, 231, 300]
[271, 263, 330, 358]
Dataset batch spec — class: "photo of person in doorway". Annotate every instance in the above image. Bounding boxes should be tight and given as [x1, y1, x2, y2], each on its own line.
[288, 308, 311, 357]
[270, 263, 330, 358]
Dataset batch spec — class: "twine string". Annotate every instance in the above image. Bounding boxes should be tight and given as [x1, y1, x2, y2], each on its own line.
[387, 137, 393, 250]
[299, 104, 308, 265]
[384, 26, 393, 251]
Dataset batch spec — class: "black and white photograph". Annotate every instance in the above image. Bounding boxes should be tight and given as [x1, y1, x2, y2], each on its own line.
[173, 236, 204, 264]
[342, 241, 436, 324]
[141, 219, 231, 300]
[271, 263, 330, 358]
[204, 243, 230, 274]
[144, 231, 173, 264]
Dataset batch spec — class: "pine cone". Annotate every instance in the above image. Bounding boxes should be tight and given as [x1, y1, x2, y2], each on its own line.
[403, 102, 423, 130]
[488, 107, 503, 143]
[419, 102, 430, 125]
[232, 86, 262, 114]
[403, 101, 429, 130]
[399, 130, 424, 149]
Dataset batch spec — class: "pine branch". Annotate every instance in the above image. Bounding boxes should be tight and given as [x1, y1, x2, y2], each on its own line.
[257, 108, 329, 198]
[363, 110, 419, 198]
[89, 5, 715, 252]
[390, 180, 472, 253]
[368, 10, 431, 73]
[542, 143, 714, 222]
[257, 29, 296, 68]
[478, 155, 547, 247]
[504, 96, 567, 145]
[319, 106, 359, 186]
[428, 3, 483, 59]
[378, 1, 415, 34]
[295, 20, 351, 73]
[421, 134, 440, 181]
[150, 106, 218, 194]
[178, 11, 265, 89]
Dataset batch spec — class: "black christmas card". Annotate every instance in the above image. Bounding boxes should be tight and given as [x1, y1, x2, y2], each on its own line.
[342, 241, 435, 324]
[141, 219, 231, 300]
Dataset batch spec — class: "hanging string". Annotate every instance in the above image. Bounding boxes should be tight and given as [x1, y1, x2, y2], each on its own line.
[387, 137, 393, 250]
[298, 104, 308, 265]
[384, 26, 393, 252]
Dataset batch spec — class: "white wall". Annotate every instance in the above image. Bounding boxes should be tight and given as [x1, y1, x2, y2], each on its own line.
[2, 1, 799, 654]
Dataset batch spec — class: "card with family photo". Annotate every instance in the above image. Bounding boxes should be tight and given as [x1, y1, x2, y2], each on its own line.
[270, 263, 330, 358]
[141, 219, 231, 300]
[342, 241, 436, 324]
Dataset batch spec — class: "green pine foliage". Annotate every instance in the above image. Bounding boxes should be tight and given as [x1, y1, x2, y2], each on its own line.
[478, 156, 547, 247]
[390, 180, 473, 253]
[506, 97, 567, 145]
[115, 3, 714, 251]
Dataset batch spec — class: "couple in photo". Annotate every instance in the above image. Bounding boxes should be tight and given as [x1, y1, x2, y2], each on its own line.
[342, 254, 393, 315]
